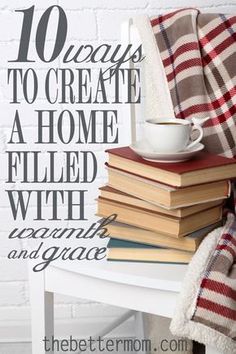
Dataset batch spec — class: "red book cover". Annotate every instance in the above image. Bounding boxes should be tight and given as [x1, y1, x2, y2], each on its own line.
[106, 147, 236, 174]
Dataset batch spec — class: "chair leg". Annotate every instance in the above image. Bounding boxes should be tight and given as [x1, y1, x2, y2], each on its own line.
[134, 312, 148, 354]
[29, 266, 54, 354]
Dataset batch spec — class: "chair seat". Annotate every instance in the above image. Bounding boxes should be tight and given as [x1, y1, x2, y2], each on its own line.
[51, 259, 187, 292]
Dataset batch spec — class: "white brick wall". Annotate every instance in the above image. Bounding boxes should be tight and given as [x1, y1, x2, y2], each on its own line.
[0, 282, 26, 306]
[0, 0, 235, 342]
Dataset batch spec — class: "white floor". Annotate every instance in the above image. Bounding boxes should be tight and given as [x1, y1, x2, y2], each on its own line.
[0, 341, 132, 354]
[0, 343, 32, 354]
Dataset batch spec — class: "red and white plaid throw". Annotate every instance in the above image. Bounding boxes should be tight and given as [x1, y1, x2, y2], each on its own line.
[150, 8, 236, 352]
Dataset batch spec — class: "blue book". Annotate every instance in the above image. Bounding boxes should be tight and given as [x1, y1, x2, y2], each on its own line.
[107, 238, 193, 264]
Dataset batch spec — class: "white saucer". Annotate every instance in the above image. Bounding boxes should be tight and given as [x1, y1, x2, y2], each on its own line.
[130, 140, 204, 163]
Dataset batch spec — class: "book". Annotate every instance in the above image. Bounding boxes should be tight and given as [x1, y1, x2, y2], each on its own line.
[100, 185, 224, 217]
[97, 197, 223, 237]
[106, 166, 230, 209]
[107, 239, 193, 264]
[106, 221, 223, 252]
[106, 147, 236, 187]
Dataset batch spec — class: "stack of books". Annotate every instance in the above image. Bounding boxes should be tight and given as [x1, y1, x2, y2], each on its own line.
[97, 147, 236, 264]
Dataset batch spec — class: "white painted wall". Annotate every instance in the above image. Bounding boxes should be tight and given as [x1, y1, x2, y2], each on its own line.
[0, 0, 235, 342]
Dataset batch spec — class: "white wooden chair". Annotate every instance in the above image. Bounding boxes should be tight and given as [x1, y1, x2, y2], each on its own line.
[28, 19, 224, 354]
[29, 259, 186, 354]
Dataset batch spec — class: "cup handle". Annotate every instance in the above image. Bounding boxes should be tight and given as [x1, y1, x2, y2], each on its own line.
[186, 125, 203, 150]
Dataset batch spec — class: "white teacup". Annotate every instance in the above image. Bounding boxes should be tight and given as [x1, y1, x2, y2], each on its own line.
[144, 118, 203, 153]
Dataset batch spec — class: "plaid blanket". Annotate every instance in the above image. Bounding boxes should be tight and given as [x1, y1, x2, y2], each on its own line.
[151, 8, 236, 158]
[150, 8, 236, 353]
